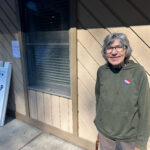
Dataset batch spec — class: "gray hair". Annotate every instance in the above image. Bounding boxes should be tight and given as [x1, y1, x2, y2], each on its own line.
[101, 33, 132, 63]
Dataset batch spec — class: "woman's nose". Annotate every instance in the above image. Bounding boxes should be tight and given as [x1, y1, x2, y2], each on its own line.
[111, 48, 118, 54]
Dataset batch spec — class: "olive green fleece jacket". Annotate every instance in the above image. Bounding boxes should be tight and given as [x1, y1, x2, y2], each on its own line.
[94, 60, 150, 150]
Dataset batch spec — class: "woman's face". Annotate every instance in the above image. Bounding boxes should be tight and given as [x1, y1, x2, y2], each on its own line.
[105, 40, 126, 67]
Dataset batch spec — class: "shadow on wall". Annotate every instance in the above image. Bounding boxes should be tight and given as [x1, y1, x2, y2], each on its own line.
[77, 0, 150, 29]
[0, 0, 150, 32]
[7, 71, 16, 114]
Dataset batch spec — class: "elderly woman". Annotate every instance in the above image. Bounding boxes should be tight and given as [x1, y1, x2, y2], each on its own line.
[94, 33, 150, 150]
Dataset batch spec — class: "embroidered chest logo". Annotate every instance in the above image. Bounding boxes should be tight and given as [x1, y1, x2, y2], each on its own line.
[124, 79, 130, 85]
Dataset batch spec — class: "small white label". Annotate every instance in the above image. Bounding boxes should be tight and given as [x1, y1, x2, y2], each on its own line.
[12, 40, 21, 58]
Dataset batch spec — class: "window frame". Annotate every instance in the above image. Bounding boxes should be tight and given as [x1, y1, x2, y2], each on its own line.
[19, 0, 73, 99]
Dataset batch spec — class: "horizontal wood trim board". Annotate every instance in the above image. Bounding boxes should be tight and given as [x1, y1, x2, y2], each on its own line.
[7, 110, 95, 150]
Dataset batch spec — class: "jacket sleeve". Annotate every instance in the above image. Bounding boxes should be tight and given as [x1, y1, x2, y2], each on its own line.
[135, 71, 150, 150]
[95, 68, 100, 112]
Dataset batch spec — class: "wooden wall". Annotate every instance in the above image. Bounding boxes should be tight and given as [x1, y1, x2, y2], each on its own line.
[0, 0, 73, 134]
[28, 90, 73, 133]
[0, 0, 26, 115]
[77, 0, 150, 146]
[1, 0, 150, 149]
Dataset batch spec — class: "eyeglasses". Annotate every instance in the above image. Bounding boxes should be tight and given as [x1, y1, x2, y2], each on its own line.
[105, 45, 124, 54]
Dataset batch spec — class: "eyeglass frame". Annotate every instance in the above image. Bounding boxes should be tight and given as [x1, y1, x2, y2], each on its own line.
[105, 45, 126, 54]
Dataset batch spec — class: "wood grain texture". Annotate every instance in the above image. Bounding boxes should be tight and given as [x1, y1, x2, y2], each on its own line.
[78, 41, 100, 80]
[51, 95, 60, 129]
[43, 93, 52, 125]
[0, 0, 150, 147]
[101, 0, 150, 53]
[129, 0, 150, 21]
[78, 79, 97, 142]
[0, 0, 18, 29]
[77, 28, 103, 65]
[36, 92, 45, 123]
[28, 91, 73, 133]
[0, 0, 26, 115]
[78, 61, 95, 97]
[60, 97, 69, 132]
[132, 25, 150, 47]
[68, 100, 73, 133]
[5, 0, 17, 14]
[28, 90, 38, 120]
[78, 2, 109, 45]
[70, 27, 78, 136]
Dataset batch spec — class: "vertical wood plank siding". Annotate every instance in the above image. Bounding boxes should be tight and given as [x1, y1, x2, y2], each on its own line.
[28, 90, 38, 120]
[0, 0, 26, 115]
[44, 93, 52, 126]
[0, 0, 74, 134]
[28, 90, 73, 133]
[77, 0, 150, 146]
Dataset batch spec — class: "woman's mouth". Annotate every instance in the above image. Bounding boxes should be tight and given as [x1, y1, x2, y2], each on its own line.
[110, 56, 120, 60]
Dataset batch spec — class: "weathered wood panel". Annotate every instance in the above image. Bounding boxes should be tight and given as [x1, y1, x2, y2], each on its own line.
[103, 0, 148, 25]
[68, 100, 73, 133]
[0, 43, 9, 62]
[78, 41, 100, 80]
[5, 0, 17, 14]
[51, 95, 60, 129]
[102, 0, 150, 48]
[70, 27, 78, 136]
[78, 79, 97, 142]
[129, 0, 150, 21]
[28, 90, 73, 133]
[0, 0, 149, 147]
[0, 0, 26, 115]
[131, 25, 150, 47]
[60, 97, 69, 132]
[44, 93, 52, 125]
[78, 62, 95, 97]
[28, 90, 38, 120]
[36, 92, 45, 123]
[78, 2, 109, 45]
[77, 28, 104, 65]
[0, 0, 18, 29]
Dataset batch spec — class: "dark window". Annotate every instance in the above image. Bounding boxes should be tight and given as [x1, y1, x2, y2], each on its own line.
[21, 0, 71, 98]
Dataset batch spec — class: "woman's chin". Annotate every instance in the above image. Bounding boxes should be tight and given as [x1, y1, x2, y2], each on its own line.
[108, 61, 125, 68]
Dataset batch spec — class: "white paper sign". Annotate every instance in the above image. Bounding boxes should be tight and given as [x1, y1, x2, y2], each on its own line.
[0, 62, 12, 126]
[12, 40, 21, 58]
